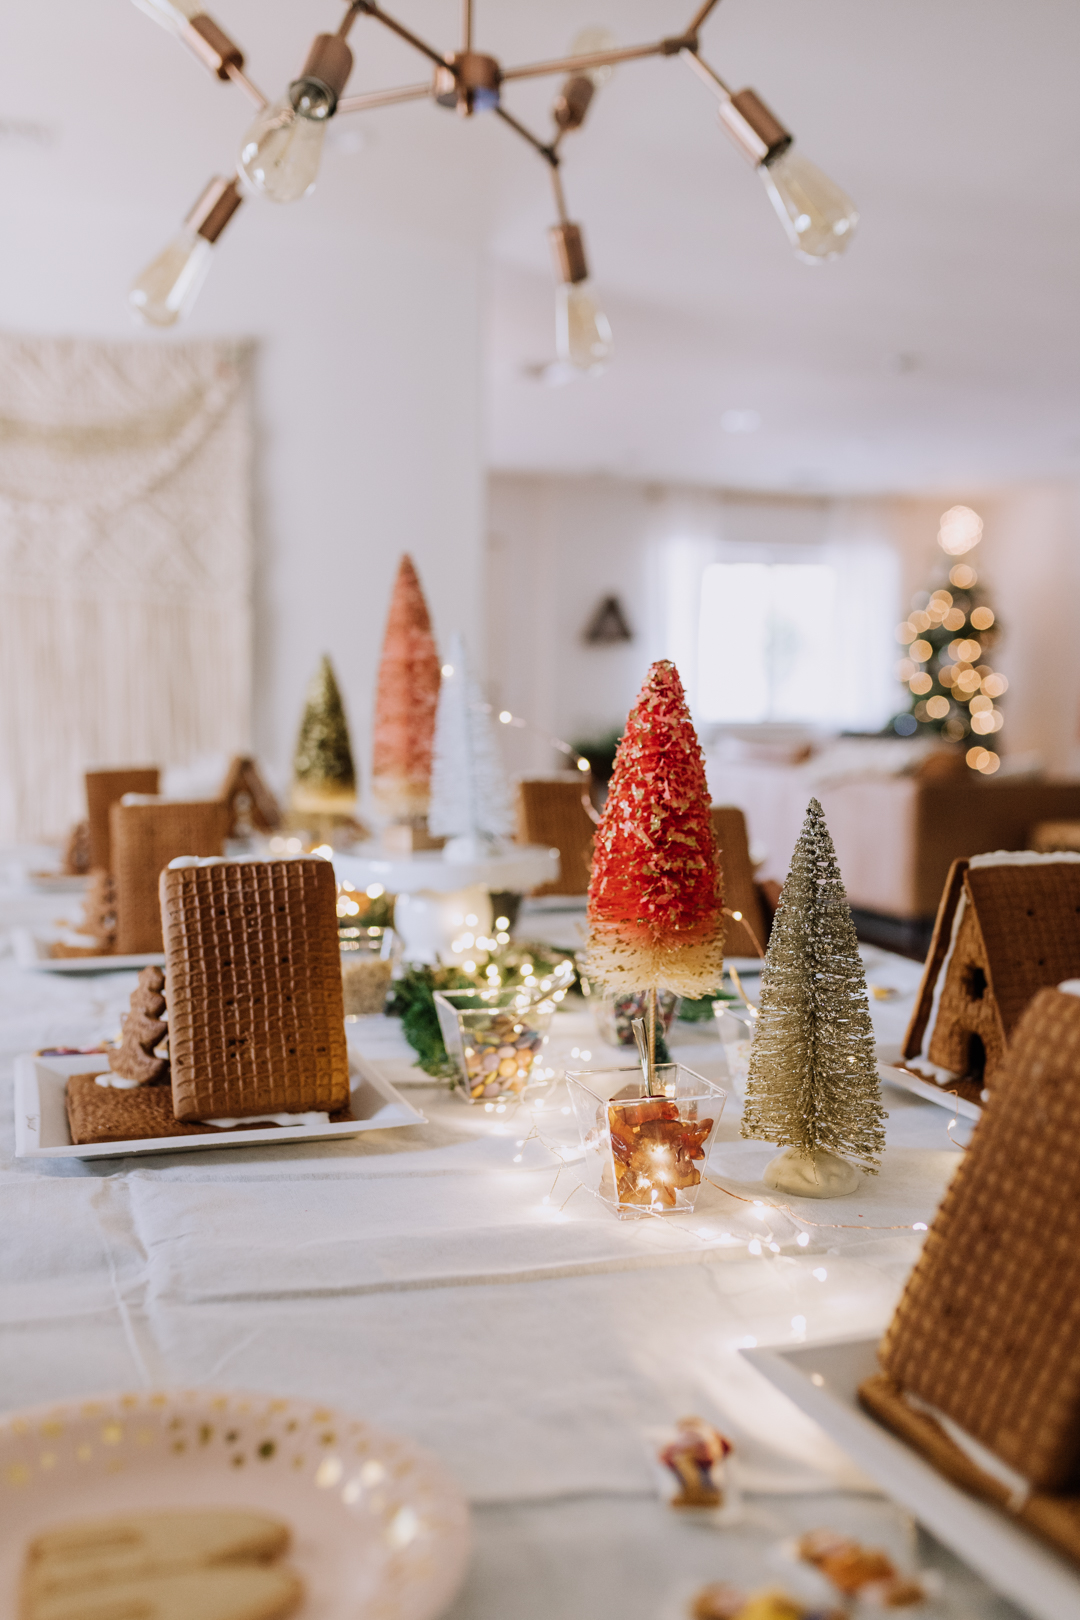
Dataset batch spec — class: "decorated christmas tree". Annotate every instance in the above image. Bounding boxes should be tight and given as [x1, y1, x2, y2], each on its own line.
[428, 633, 513, 860]
[371, 555, 442, 825]
[291, 655, 357, 815]
[587, 661, 724, 1001]
[890, 505, 1006, 776]
[741, 798, 886, 1197]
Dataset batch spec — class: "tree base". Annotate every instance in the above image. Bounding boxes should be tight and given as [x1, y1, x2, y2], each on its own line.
[762, 1145, 860, 1199]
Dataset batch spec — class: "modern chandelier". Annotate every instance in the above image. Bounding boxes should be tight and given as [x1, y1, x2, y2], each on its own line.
[129, 0, 858, 371]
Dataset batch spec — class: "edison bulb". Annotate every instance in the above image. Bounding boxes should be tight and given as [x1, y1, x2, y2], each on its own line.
[556, 282, 613, 372]
[239, 84, 333, 203]
[129, 228, 213, 327]
[130, 0, 201, 31]
[759, 147, 857, 262]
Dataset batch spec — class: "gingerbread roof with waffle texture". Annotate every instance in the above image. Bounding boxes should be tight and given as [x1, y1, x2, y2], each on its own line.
[160, 856, 349, 1122]
[587, 660, 724, 996]
[876, 985, 1080, 1491]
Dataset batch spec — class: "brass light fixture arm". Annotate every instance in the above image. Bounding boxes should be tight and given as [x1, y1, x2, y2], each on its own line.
[462, 0, 473, 53]
[550, 164, 570, 224]
[337, 80, 433, 114]
[224, 62, 269, 110]
[350, 1, 451, 73]
[337, 3, 364, 38]
[679, 48, 734, 103]
[686, 0, 726, 35]
[501, 37, 691, 86]
[494, 105, 558, 167]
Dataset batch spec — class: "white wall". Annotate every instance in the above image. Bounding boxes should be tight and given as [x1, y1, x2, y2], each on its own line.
[487, 474, 903, 764]
[0, 3, 487, 807]
[487, 472, 1080, 778]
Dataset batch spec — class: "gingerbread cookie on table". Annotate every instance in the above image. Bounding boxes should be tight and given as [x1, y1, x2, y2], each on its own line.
[22, 1507, 302, 1619]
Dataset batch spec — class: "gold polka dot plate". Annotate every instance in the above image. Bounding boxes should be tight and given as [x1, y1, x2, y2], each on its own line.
[0, 1387, 470, 1618]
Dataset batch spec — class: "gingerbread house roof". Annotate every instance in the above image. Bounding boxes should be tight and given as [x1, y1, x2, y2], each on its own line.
[219, 755, 282, 835]
[161, 856, 349, 1123]
[877, 986, 1080, 1493]
[903, 852, 1080, 1076]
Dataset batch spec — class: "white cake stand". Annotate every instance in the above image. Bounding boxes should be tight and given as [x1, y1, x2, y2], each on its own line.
[331, 845, 560, 964]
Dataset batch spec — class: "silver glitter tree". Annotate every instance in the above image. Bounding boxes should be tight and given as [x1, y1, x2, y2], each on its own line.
[741, 798, 886, 1182]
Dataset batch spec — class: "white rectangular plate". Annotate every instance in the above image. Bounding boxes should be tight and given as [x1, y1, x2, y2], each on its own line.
[19, 869, 90, 894]
[15, 1051, 426, 1160]
[13, 927, 166, 975]
[878, 1060, 982, 1121]
[743, 1334, 1080, 1620]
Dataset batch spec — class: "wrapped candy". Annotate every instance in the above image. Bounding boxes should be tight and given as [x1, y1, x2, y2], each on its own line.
[658, 1416, 733, 1509]
[690, 1585, 843, 1620]
[787, 1531, 939, 1611]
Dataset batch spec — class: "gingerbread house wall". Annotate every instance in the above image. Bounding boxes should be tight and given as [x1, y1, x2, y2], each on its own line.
[926, 901, 1006, 1090]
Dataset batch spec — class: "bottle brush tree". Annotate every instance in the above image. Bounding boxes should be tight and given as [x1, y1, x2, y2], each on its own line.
[428, 633, 513, 859]
[371, 554, 442, 823]
[741, 797, 886, 1198]
[292, 654, 357, 813]
[586, 661, 724, 1087]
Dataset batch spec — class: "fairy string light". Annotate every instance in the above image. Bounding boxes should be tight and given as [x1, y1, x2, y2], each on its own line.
[485, 701, 601, 824]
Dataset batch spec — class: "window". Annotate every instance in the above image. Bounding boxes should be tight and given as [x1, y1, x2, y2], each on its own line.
[662, 526, 900, 733]
[697, 562, 838, 723]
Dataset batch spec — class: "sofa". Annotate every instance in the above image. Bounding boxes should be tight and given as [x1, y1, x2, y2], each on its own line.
[705, 736, 1080, 955]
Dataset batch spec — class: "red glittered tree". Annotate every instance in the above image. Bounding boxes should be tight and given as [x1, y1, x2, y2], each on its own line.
[372, 555, 442, 822]
[587, 661, 724, 999]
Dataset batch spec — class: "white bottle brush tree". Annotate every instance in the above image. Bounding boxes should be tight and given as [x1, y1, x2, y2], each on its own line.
[741, 798, 886, 1198]
[429, 634, 513, 861]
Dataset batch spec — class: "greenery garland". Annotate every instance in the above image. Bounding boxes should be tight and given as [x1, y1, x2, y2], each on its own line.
[386, 943, 579, 1077]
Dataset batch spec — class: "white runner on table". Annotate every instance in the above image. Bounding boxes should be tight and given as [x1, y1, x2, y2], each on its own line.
[0, 871, 1006, 1618]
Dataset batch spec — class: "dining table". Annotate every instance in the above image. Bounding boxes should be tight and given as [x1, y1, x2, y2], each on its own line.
[0, 859, 1025, 1618]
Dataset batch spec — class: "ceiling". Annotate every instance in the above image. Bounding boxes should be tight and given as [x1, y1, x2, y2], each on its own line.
[3, 1, 1079, 496]
[480, 0, 1080, 493]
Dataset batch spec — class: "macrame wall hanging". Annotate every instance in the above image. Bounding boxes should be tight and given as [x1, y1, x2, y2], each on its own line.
[0, 332, 254, 841]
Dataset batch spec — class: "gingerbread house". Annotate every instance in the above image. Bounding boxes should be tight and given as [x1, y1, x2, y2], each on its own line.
[861, 986, 1080, 1563]
[710, 805, 770, 959]
[902, 850, 1080, 1102]
[66, 857, 351, 1145]
[219, 755, 282, 837]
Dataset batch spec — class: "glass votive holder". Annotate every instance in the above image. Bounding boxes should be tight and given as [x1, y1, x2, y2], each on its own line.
[434, 986, 556, 1102]
[340, 925, 395, 1017]
[565, 1064, 726, 1218]
[713, 1001, 756, 1096]
[591, 988, 681, 1050]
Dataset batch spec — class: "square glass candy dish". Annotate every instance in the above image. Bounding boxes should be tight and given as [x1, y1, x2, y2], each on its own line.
[340, 924, 396, 1016]
[434, 985, 556, 1102]
[566, 1064, 726, 1217]
[590, 987, 681, 1049]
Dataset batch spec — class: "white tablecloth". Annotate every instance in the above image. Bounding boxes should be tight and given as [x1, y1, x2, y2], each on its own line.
[0, 868, 1021, 1618]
